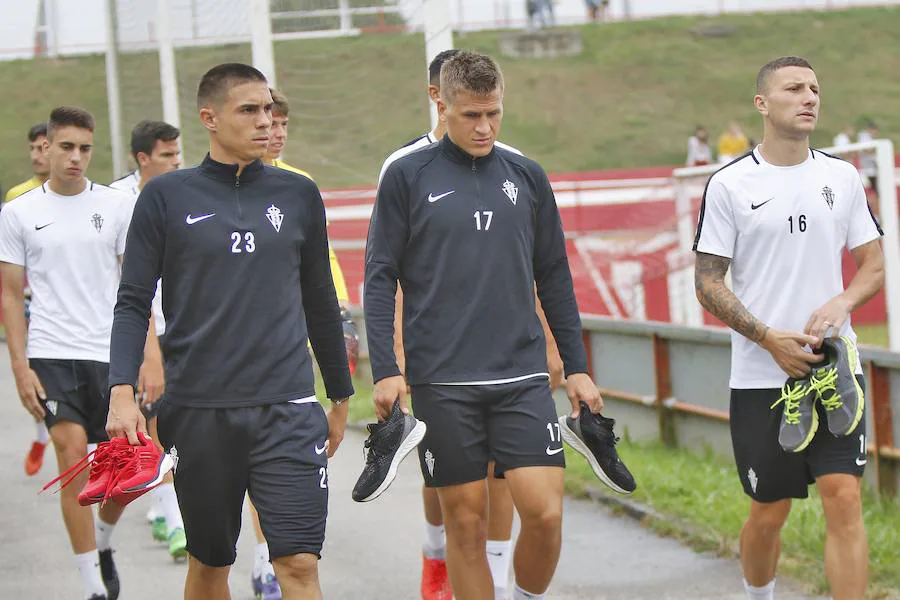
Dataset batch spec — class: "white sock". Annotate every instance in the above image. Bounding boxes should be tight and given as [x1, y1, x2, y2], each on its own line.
[512, 583, 545, 600]
[155, 483, 184, 534]
[254, 542, 275, 578]
[743, 578, 775, 600]
[95, 517, 116, 552]
[87, 443, 97, 455]
[75, 550, 106, 599]
[486, 539, 512, 597]
[35, 421, 50, 444]
[423, 522, 446, 559]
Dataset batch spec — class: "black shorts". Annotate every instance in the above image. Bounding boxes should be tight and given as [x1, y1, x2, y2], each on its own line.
[31, 359, 110, 444]
[730, 375, 867, 503]
[157, 400, 329, 567]
[411, 377, 565, 488]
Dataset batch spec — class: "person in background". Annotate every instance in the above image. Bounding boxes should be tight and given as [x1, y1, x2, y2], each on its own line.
[686, 126, 712, 166]
[717, 121, 751, 163]
[833, 124, 854, 148]
[857, 120, 879, 197]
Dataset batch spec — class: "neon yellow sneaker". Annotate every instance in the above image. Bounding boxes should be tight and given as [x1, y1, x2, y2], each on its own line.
[771, 378, 818, 453]
[168, 527, 187, 561]
[812, 336, 865, 436]
[151, 516, 168, 542]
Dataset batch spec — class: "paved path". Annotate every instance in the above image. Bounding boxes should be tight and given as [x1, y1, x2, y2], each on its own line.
[0, 349, 824, 599]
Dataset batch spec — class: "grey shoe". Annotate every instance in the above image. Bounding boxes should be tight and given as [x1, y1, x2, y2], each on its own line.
[811, 336, 865, 436]
[772, 378, 818, 453]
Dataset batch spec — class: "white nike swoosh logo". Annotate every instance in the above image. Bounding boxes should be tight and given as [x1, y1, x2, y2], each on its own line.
[428, 191, 455, 203]
[185, 213, 216, 225]
[315, 443, 327, 455]
[856, 457, 867, 466]
[546, 446, 564, 455]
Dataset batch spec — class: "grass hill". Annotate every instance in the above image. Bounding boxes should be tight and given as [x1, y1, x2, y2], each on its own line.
[1, 6, 899, 190]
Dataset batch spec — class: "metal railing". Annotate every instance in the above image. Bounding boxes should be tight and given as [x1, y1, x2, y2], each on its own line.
[579, 315, 899, 496]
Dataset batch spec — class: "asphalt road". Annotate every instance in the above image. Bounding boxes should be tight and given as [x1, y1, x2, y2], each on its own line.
[0, 348, 825, 599]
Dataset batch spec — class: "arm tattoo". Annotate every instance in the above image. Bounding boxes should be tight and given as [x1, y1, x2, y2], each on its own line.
[694, 252, 768, 343]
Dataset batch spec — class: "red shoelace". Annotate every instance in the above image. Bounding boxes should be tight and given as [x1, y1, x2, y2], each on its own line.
[42, 435, 156, 505]
[41, 441, 131, 501]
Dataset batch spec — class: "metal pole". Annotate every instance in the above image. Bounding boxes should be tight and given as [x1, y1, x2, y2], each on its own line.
[250, 0, 277, 87]
[875, 140, 900, 351]
[339, 0, 352, 33]
[422, 0, 454, 129]
[157, 0, 181, 138]
[104, 0, 126, 178]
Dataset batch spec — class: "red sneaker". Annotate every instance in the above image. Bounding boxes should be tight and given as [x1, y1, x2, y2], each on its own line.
[25, 440, 47, 476]
[41, 438, 132, 506]
[421, 555, 452, 600]
[108, 433, 174, 506]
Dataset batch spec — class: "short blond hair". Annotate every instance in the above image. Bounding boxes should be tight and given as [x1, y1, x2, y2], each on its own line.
[270, 88, 289, 116]
[439, 51, 504, 104]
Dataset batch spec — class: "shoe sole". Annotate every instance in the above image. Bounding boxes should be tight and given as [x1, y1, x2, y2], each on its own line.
[558, 416, 632, 495]
[783, 404, 819, 453]
[113, 454, 175, 506]
[839, 335, 865, 436]
[355, 420, 427, 503]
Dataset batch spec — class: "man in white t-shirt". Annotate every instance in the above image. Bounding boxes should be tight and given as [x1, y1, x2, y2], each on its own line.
[110, 119, 186, 560]
[693, 57, 884, 600]
[0, 107, 163, 600]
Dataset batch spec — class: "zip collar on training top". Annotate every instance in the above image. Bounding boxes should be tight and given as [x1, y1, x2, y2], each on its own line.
[439, 134, 498, 167]
[199, 153, 265, 184]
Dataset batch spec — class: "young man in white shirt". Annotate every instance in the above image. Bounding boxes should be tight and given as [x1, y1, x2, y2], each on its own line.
[0, 107, 164, 600]
[109, 119, 185, 560]
[694, 56, 884, 600]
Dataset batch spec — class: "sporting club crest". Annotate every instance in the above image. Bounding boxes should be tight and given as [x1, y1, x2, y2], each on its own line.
[266, 204, 283, 232]
[91, 212, 103, 232]
[501, 180, 518, 205]
[822, 186, 834, 210]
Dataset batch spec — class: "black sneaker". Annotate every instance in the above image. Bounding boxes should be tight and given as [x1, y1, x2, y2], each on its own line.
[559, 402, 636, 494]
[352, 401, 426, 503]
[87, 595, 107, 600]
[99, 549, 120, 600]
[772, 378, 819, 453]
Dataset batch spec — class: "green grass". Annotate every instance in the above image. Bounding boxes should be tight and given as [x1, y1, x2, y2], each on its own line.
[2, 7, 900, 189]
[857, 323, 890, 348]
[315, 369, 377, 426]
[336, 371, 900, 598]
[565, 441, 900, 599]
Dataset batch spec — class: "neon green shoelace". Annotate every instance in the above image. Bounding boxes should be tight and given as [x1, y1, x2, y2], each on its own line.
[811, 367, 841, 411]
[771, 381, 809, 425]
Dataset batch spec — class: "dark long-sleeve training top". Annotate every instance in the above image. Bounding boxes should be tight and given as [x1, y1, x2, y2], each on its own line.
[365, 135, 588, 385]
[109, 154, 353, 407]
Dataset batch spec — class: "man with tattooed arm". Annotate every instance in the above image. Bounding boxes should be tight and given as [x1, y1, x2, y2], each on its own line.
[693, 56, 884, 600]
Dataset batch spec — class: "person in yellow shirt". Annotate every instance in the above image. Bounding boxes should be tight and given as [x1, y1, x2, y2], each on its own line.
[265, 88, 351, 307]
[245, 87, 358, 600]
[717, 121, 751, 163]
[5, 123, 53, 480]
[5, 123, 51, 203]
